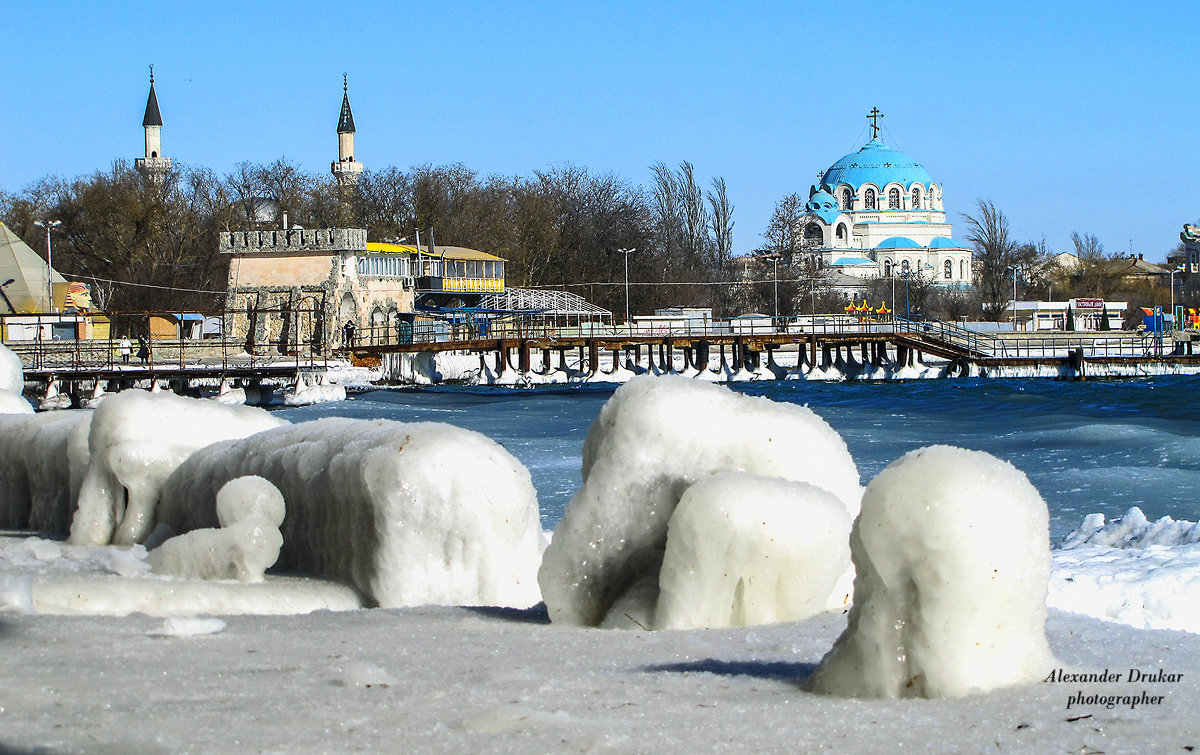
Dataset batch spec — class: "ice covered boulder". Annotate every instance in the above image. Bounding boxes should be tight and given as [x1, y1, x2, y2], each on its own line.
[809, 445, 1056, 699]
[0, 343, 23, 395]
[157, 418, 543, 609]
[69, 391, 287, 547]
[0, 391, 33, 415]
[538, 375, 861, 627]
[147, 476, 285, 582]
[652, 472, 852, 630]
[0, 410, 92, 533]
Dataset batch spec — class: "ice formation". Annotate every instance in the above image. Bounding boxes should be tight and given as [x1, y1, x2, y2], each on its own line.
[0, 342, 23, 394]
[653, 472, 851, 630]
[809, 445, 1056, 699]
[0, 410, 93, 533]
[0, 343, 31, 413]
[538, 375, 862, 627]
[146, 476, 285, 582]
[69, 390, 287, 547]
[157, 418, 543, 609]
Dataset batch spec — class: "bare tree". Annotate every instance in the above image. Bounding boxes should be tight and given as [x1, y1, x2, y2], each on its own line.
[963, 199, 1020, 320]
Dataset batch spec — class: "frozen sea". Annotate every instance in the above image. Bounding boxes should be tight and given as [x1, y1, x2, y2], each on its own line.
[278, 375, 1200, 540]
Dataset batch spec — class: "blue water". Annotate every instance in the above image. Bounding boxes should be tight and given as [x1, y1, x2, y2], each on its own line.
[277, 376, 1200, 539]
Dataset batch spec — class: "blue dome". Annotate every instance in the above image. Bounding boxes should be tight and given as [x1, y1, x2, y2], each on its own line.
[876, 236, 924, 249]
[928, 237, 971, 250]
[805, 189, 841, 224]
[820, 138, 933, 192]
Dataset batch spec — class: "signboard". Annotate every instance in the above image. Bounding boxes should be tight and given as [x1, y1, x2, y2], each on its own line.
[1072, 298, 1104, 310]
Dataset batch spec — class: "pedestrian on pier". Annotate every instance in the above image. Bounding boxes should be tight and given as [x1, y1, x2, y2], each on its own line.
[119, 336, 131, 364]
[136, 336, 150, 365]
[343, 321, 356, 347]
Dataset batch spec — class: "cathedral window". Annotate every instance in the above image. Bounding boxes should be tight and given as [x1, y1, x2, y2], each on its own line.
[864, 189, 877, 210]
[884, 260, 892, 277]
[836, 224, 847, 240]
[961, 259, 967, 279]
[901, 259, 911, 275]
[841, 188, 853, 211]
[911, 187, 921, 209]
[888, 188, 900, 209]
[944, 259, 953, 279]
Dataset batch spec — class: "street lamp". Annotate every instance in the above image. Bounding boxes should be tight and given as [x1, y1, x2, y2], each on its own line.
[761, 252, 781, 331]
[1171, 265, 1185, 329]
[33, 219, 62, 313]
[0, 278, 16, 315]
[618, 248, 636, 327]
[1008, 264, 1019, 331]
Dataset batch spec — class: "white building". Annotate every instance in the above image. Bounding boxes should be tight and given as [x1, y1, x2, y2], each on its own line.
[795, 115, 973, 287]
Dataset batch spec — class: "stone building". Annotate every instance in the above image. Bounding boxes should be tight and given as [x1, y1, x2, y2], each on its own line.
[222, 228, 508, 352]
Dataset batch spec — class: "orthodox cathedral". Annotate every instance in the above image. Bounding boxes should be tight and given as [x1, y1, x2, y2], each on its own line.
[797, 111, 973, 286]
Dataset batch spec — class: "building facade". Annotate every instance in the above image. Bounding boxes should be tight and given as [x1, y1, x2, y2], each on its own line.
[795, 118, 973, 286]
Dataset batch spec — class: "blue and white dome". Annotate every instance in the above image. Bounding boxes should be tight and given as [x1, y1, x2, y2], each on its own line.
[819, 138, 933, 191]
[805, 188, 841, 224]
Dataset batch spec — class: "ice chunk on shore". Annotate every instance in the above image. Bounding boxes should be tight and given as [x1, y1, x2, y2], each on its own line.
[147, 477, 285, 583]
[809, 445, 1055, 699]
[653, 472, 851, 630]
[157, 418, 543, 609]
[539, 375, 861, 627]
[0, 410, 92, 533]
[1058, 506, 1200, 548]
[69, 390, 287, 546]
[0, 343, 23, 395]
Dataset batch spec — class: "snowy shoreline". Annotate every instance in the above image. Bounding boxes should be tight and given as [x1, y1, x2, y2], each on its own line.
[0, 604, 1195, 753]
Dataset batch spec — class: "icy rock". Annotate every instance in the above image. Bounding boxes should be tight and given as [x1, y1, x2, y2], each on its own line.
[146, 476, 285, 583]
[341, 660, 394, 688]
[69, 390, 287, 547]
[809, 445, 1056, 699]
[1058, 506, 1200, 549]
[157, 418, 543, 609]
[654, 472, 851, 630]
[0, 410, 93, 533]
[0, 390, 33, 415]
[0, 343, 23, 395]
[153, 616, 227, 636]
[0, 575, 35, 614]
[538, 375, 861, 627]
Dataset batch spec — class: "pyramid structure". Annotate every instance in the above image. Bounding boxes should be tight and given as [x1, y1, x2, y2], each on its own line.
[0, 222, 68, 314]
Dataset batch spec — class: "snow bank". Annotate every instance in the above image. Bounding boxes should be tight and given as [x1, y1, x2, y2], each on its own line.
[158, 418, 543, 609]
[69, 391, 287, 547]
[1048, 507, 1200, 632]
[0, 410, 92, 533]
[653, 472, 851, 630]
[810, 446, 1056, 699]
[538, 375, 861, 627]
[146, 476, 285, 582]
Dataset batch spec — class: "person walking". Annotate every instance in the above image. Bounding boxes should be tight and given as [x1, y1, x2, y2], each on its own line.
[119, 335, 131, 364]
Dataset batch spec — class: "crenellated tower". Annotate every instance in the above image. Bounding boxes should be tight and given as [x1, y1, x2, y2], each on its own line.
[135, 65, 172, 181]
[331, 74, 363, 189]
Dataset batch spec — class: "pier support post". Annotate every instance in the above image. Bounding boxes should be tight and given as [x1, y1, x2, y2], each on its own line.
[519, 341, 531, 373]
[588, 339, 599, 374]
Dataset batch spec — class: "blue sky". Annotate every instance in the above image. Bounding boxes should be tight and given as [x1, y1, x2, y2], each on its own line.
[3, 1, 1196, 261]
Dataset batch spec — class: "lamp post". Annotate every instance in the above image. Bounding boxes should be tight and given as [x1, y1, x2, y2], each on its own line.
[33, 219, 62, 313]
[1008, 264, 1019, 331]
[890, 268, 896, 318]
[1171, 265, 1185, 329]
[0, 278, 16, 315]
[761, 252, 781, 331]
[618, 248, 636, 327]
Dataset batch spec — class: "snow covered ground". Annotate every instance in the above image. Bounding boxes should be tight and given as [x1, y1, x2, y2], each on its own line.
[0, 598, 1196, 753]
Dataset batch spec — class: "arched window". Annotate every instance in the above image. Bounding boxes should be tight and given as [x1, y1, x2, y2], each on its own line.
[864, 188, 877, 210]
[944, 259, 953, 280]
[960, 259, 967, 279]
[804, 224, 823, 244]
[901, 259, 911, 275]
[911, 187, 921, 209]
[888, 188, 900, 209]
[836, 223, 847, 240]
[841, 188, 853, 211]
[884, 260, 892, 277]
